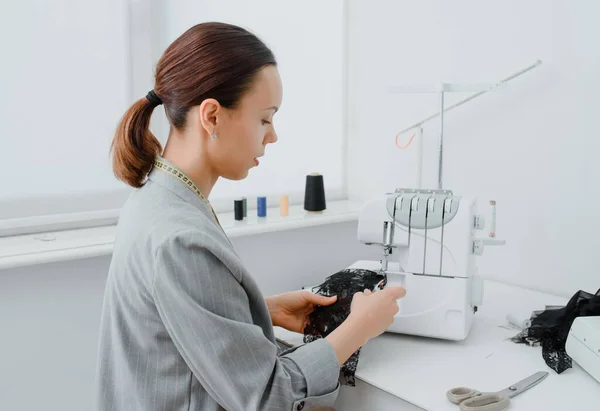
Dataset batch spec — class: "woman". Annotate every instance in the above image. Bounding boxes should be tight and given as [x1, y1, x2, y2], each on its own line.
[95, 22, 406, 411]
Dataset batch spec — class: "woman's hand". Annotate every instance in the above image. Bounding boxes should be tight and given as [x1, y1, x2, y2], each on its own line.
[326, 286, 406, 366]
[265, 291, 338, 333]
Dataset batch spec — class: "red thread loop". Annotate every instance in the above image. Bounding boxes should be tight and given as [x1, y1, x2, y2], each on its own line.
[395, 132, 416, 149]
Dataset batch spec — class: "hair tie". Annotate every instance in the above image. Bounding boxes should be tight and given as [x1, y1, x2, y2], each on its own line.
[145, 90, 162, 106]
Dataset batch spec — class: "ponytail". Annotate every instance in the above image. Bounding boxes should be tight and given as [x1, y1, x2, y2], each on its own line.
[110, 94, 162, 188]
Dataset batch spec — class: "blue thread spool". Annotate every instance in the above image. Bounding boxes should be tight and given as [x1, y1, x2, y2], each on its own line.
[257, 196, 267, 217]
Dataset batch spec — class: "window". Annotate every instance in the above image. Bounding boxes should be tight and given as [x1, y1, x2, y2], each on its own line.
[0, 0, 347, 237]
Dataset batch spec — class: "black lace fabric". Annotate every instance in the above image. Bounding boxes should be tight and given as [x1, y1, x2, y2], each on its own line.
[303, 268, 387, 386]
[511, 288, 600, 374]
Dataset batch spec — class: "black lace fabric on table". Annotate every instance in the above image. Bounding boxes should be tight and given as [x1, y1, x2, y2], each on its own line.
[303, 268, 387, 386]
[511, 287, 600, 374]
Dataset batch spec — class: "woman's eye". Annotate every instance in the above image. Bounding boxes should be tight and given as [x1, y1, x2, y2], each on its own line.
[262, 120, 271, 125]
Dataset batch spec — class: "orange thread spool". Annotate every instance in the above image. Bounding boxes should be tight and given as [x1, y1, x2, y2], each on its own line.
[280, 195, 289, 216]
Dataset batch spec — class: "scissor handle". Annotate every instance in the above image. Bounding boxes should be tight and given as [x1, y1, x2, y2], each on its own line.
[446, 387, 480, 404]
[459, 393, 510, 411]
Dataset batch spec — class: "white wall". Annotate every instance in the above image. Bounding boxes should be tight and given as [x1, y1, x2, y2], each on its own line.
[346, 0, 600, 297]
[0, 0, 130, 201]
[0, 222, 380, 411]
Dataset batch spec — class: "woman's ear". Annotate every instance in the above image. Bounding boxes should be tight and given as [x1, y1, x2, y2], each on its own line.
[198, 98, 220, 136]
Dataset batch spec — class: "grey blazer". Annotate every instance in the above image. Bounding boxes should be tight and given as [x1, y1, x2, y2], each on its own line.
[94, 159, 341, 411]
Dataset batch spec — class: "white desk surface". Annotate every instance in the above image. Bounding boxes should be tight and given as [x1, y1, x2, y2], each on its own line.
[274, 280, 600, 410]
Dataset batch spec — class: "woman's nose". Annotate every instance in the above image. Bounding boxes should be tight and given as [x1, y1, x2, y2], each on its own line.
[266, 130, 278, 144]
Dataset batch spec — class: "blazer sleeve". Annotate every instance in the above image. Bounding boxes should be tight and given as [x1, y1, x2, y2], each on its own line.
[152, 229, 341, 411]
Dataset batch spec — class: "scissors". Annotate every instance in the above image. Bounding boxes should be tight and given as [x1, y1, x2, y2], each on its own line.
[446, 371, 548, 411]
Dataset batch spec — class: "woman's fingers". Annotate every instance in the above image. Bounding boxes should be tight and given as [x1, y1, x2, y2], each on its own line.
[309, 293, 338, 306]
[382, 286, 406, 299]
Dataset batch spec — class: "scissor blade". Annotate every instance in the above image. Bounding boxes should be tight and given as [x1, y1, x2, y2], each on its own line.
[497, 371, 549, 398]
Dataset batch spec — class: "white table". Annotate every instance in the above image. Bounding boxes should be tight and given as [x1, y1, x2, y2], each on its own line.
[275, 280, 600, 410]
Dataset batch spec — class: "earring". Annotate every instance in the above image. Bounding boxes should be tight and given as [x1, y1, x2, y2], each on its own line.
[211, 131, 217, 140]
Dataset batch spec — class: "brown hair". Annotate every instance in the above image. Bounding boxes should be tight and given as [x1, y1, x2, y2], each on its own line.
[110, 22, 277, 188]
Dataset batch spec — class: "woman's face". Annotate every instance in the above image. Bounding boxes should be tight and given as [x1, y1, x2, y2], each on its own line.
[208, 65, 283, 181]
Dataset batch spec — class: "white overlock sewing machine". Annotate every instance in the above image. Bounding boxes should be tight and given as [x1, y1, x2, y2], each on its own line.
[322, 67, 542, 342]
[340, 71, 550, 342]
[349, 188, 505, 341]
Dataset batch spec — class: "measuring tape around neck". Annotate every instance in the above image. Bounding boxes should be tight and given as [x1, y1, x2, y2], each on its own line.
[153, 158, 209, 205]
[152, 157, 221, 226]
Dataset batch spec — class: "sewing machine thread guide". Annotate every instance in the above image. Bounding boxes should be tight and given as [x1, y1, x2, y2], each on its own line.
[422, 196, 429, 275]
[439, 198, 447, 276]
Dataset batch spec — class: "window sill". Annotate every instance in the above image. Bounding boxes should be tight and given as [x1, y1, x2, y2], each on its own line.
[0, 200, 363, 270]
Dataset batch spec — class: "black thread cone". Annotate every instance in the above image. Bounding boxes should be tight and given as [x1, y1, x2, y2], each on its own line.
[304, 173, 326, 212]
[234, 200, 244, 220]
